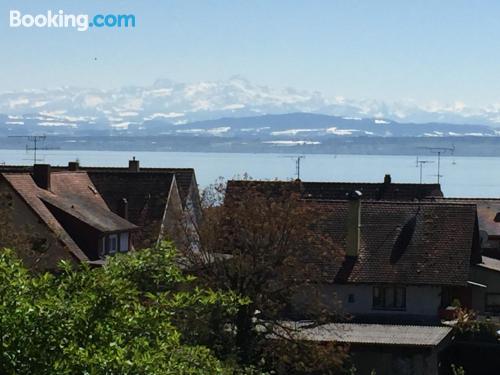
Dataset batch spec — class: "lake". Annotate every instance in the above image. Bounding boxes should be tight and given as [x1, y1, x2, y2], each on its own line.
[0, 149, 498, 198]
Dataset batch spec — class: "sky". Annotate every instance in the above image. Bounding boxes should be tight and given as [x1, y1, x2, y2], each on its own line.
[2, 0, 500, 107]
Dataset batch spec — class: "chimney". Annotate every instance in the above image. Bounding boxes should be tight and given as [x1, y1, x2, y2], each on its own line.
[346, 190, 362, 257]
[68, 161, 79, 171]
[129, 157, 140, 172]
[384, 174, 392, 184]
[33, 164, 51, 190]
[118, 198, 129, 220]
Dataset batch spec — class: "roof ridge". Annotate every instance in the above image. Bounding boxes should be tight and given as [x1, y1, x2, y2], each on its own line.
[311, 199, 477, 207]
[228, 179, 440, 186]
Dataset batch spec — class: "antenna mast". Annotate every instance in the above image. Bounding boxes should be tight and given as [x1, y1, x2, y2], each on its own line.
[8, 135, 55, 164]
[417, 160, 434, 184]
[417, 146, 455, 184]
[295, 155, 305, 180]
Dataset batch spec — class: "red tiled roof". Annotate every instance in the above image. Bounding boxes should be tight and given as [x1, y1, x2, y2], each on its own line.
[1, 173, 88, 262]
[0, 165, 196, 207]
[2, 172, 138, 262]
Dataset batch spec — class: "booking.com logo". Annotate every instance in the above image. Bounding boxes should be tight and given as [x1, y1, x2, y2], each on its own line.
[9, 10, 136, 31]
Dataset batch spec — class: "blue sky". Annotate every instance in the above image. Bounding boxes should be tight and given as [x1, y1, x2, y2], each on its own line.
[2, 1, 500, 107]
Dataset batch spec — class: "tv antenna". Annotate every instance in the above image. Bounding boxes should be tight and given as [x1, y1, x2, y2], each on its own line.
[417, 160, 434, 184]
[294, 155, 305, 180]
[417, 145, 455, 184]
[8, 135, 56, 164]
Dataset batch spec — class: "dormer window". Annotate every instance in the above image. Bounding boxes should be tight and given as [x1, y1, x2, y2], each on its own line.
[101, 232, 130, 257]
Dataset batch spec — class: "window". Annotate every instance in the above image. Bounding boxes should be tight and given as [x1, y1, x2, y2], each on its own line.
[119, 232, 129, 253]
[486, 293, 500, 313]
[107, 234, 118, 254]
[373, 286, 406, 310]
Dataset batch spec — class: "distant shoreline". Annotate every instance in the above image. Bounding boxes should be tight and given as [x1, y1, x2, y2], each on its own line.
[2, 135, 500, 157]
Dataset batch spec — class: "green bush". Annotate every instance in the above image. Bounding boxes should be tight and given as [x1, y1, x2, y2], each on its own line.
[0, 243, 252, 374]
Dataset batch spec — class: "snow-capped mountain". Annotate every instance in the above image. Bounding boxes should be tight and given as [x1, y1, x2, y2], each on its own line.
[1, 76, 500, 136]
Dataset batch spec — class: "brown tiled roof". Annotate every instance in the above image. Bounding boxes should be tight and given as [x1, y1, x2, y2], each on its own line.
[79, 167, 194, 207]
[426, 198, 500, 238]
[227, 179, 443, 201]
[1, 173, 88, 262]
[85, 171, 175, 226]
[2, 172, 138, 261]
[312, 200, 478, 286]
[41, 194, 137, 233]
[0, 165, 196, 207]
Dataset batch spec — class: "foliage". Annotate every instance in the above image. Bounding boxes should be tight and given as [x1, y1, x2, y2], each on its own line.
[454, 307, 499, 342]
[0, 243, 253, 375]
[184, 178, 348, 374]
[451, 364, 466, 375]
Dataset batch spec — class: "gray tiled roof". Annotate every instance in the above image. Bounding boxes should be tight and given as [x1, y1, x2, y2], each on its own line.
[476, 255, 500, 273]
[312, 200, 479, 286]
[227, 179, 443, 201]
[279, 322, 453, 347]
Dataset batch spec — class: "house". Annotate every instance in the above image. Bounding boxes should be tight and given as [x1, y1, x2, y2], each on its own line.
[292, 196, 482, 323]
[0, 165, 138, 271]
[422, 198, 500, 316]
[0, 159, 202, 250]
[226, 179, 483, 320]
[226, 179, 483, 375]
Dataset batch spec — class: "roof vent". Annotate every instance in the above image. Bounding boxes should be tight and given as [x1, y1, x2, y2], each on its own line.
[384, 174, 392, 184]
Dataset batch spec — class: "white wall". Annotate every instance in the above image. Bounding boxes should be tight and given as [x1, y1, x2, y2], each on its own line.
[294, 284, 443, 318]
[334, 284, 442, 317]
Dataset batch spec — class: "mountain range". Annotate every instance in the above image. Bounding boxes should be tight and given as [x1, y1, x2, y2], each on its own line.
[2, 77, 500, 138]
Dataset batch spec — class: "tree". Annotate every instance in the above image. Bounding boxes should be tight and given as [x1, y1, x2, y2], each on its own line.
[0, 243, 254, 375]
[182, 179, 349, 374]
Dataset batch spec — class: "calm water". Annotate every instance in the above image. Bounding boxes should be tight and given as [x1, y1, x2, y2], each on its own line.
[0, 149, 499, 198]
